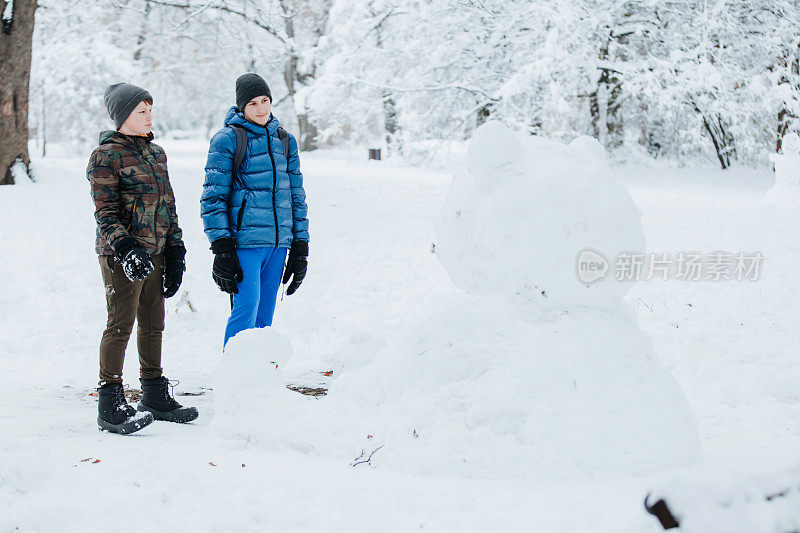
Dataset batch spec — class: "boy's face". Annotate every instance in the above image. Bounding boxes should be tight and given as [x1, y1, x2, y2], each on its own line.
[243, 95, 271, 126]
[120, 100, 152, 136]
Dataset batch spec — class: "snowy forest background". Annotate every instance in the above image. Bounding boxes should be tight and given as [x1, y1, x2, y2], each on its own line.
[23, 0, 800, 169]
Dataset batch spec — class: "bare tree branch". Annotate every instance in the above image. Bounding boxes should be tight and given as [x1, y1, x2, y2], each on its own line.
[142, 0, 291, 48]
[109, 0, 149, 15]
[350, 76, 499, 102]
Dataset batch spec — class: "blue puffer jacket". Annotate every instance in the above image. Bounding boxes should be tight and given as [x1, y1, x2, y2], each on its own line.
[201, 107, 309, 248]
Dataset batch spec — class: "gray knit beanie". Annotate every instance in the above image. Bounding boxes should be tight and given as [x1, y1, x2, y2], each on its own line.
[236, 73, 272, 112]
[103, 83, 153, 130]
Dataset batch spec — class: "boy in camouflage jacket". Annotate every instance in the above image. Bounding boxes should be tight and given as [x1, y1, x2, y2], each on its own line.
[87, 83, 197, 435]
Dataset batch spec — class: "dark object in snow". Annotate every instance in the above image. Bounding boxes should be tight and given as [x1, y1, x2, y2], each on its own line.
[644, 494, 680, 529]
[175, 291, 196, 313]
[645, 480, 800, 531]
[90, 388, 143, 402]
[137, 376, 199, 423]
[351, 445, 385, 467]
[97, 382, 154, 435]
[368, 148, 381, 160]
[286, 384, 327, 397]
[126, 389, 142, 402]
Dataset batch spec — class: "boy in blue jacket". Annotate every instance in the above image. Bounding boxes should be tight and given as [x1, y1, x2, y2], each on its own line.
[201, 73, 309, 347]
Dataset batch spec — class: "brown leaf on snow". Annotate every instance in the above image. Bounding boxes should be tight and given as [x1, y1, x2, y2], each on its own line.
[321, 370, 333, 377]
[80, 458, 92, 462]
[92, 459, 101, 464]
[209, 462, 217, 466]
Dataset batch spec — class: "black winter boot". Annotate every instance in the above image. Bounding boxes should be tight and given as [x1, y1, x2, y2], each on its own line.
[97, 382, 154, 434]
[137, 376, 199, 423]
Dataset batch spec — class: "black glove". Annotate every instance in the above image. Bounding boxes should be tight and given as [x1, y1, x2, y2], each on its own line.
[113, 236, 154, 282]
[162, 243, 186, 298]
[211, 238, 243, 294]
[282, 240, 308, 296]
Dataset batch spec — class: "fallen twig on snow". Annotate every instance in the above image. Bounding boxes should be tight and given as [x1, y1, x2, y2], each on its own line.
[351, 445, 385, 467]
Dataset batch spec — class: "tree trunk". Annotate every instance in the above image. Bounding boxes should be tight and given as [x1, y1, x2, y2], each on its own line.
[776, 44, 799, 154]
[702, 112, 736, 169]
[689, 97, 735, 169]
[382, 90, 400, 154]
[133, 2, 151, 62]
[591, 39, 624, 150]
[778, 107, 794, 154]
[281, 1, 318, 151]
[605, 71, 623, 149]
[282, 49, 319, 152]
[0, 0, 38, 185]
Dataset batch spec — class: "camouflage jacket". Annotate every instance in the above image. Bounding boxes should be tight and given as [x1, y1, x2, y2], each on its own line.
[87, 130, 183, 256]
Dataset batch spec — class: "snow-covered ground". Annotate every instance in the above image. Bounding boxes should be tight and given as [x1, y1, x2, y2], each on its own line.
[1, 133, 799, 532]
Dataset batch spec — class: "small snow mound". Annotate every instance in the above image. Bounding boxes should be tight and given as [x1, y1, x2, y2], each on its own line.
[0, 447, 56, 493]
[569, 134, 607, 162]
[9, 158, 34, 184]
[209, 328, 368, 456]
[210, 328, 295, 437]
[766, 139, 800, 206]
[781, 132, 800, 155]
[223, 326, 293, 368]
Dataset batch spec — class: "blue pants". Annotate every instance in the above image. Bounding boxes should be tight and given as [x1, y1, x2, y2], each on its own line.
[224, 246, 288, 347]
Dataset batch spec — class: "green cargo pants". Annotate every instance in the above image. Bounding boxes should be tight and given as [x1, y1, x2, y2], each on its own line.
[98, 254, 164, 385]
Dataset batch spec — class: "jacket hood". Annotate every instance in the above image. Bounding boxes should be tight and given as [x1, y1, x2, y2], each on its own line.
[98, 130, 154, 148]
[224, 106, 280, 136]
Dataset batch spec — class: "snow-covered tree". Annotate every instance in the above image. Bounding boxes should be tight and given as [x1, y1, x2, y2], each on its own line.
[20, 0, 800, 168]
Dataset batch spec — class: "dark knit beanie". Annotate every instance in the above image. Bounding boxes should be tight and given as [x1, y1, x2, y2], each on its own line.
[236, 73, 272, 112]
[103, 83, 152, 130]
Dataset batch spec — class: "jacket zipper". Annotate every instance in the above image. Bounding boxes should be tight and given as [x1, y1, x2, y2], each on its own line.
[126, 198, 138, 232]
[127, 139, 163, 250]
[236, 197, 247, 231]
[141, 144, 163, 250]
[265, 120, 279, 246]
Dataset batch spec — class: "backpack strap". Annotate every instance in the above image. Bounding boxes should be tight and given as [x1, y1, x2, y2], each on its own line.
[277, 127, 291, 171]
[228, 125, 248, 189]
